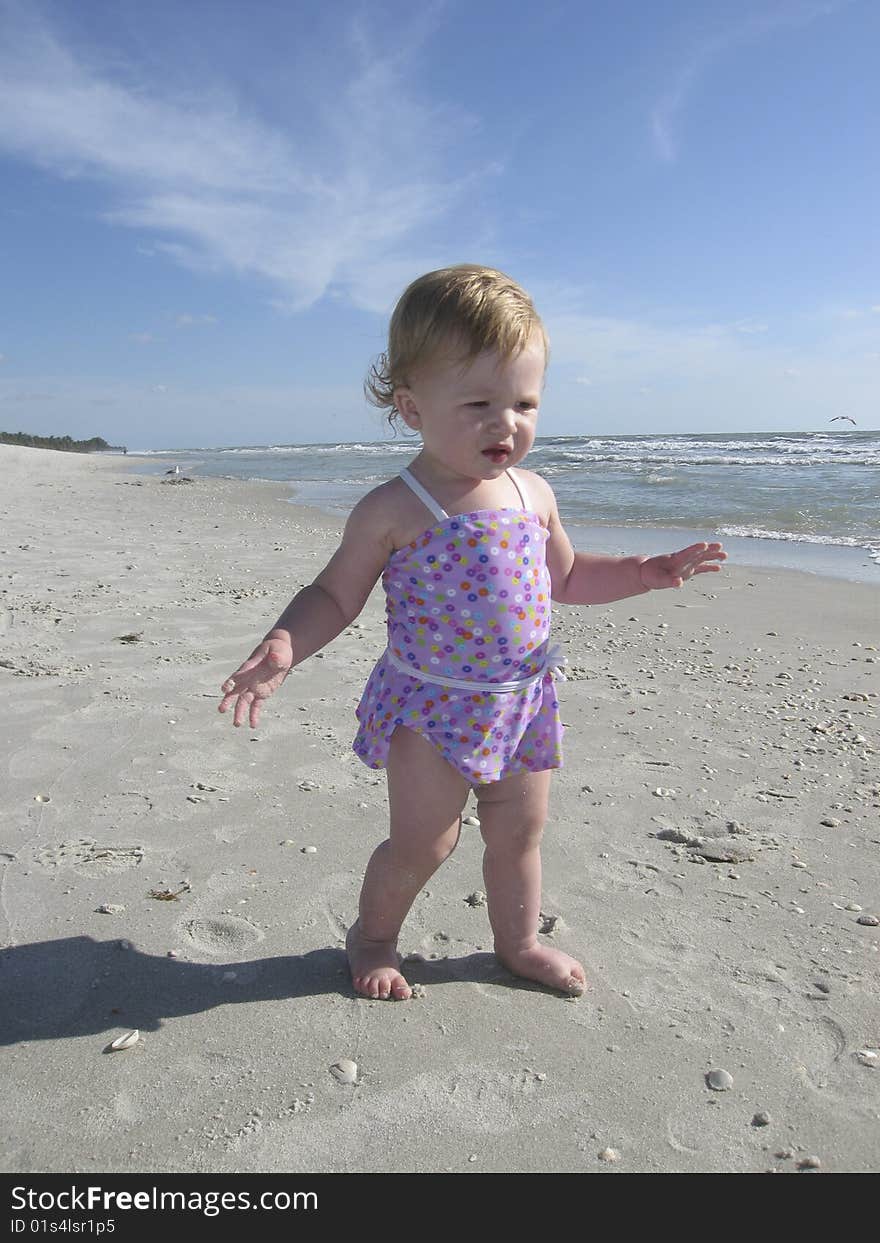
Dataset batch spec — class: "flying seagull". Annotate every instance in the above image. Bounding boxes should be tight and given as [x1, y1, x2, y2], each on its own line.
[830, 415, 857, 425]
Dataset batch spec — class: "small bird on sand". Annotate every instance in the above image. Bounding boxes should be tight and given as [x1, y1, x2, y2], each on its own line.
[164, 465, 181, 475]
[830, 415, 857, 425]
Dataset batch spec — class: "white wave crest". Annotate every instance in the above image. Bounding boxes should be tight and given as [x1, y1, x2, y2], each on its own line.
[717, 525, 880, 553]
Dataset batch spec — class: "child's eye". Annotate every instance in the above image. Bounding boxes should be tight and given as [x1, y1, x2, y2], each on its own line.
[467, 401, 490, 409]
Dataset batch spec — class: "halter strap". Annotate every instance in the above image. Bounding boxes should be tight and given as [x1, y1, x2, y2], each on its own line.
[398, 466, 532, 519]
[399, 467, 447, 520]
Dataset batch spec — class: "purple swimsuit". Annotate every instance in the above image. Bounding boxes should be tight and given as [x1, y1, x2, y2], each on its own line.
[353, 468, 564, 785]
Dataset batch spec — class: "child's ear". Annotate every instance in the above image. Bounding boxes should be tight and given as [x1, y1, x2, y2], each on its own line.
[394, 388, 420, 429]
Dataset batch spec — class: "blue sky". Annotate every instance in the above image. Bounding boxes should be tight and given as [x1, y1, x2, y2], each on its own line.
[0, 0, 877, 448]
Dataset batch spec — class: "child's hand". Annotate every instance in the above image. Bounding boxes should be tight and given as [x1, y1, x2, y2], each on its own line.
[218, 637, 293, 728]
[638, 542, 727, 591]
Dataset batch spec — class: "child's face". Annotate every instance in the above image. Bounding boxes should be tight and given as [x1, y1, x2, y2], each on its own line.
[394, 332, 545, 480]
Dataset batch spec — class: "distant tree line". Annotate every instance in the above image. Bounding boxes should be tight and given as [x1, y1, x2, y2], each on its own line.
[0, 431, 126, 454]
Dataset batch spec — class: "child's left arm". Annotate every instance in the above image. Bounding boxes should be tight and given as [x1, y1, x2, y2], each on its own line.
[531, 474, 727, 605]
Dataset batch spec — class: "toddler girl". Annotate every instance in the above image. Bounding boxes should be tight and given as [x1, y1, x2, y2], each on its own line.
[219, 265, 726, 1000]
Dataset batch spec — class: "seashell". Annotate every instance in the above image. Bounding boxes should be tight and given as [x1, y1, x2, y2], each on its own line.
[34, 794, 51, 803]
[330, 1058, 357, 1085]
[109, 1029, 140, 1051]
[706, 1068, 734, 1091]
[462, 815, 481, 827]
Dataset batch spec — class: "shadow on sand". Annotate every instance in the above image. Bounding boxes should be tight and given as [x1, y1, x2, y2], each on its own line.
[0, 937, 512, 1044]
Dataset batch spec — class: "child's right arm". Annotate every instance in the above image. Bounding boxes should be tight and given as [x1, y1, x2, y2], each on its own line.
[218, 488, 394, 728]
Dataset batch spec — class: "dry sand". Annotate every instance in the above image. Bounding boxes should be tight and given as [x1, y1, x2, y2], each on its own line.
[1, 443, 878, 1174]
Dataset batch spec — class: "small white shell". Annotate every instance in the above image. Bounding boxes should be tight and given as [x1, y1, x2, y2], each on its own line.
[330, 1058, 357, 1084]
[109, 1029, 140, 1051]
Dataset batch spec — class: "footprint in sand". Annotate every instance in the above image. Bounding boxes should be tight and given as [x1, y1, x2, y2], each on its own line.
[181, 915, 264, 958]
[37, 838, 144, 876]
[791, 1014, 847, 1090]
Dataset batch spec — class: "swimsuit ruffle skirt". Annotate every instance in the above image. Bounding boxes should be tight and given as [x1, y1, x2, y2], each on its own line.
[353, 468, 564, 785]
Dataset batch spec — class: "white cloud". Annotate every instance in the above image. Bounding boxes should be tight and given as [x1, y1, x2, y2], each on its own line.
[175, 314, 217, 327]
[0, 4, 489, 312]
[516, 284, 878, 435]
[651, 3, 847, 162]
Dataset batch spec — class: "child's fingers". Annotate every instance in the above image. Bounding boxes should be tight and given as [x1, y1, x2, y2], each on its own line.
[672, 542, 709, 560]
[675, 545, 726, 571]
[233, 690, 254, 728]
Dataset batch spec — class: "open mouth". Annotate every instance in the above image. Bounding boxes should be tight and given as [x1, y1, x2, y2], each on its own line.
[482, 446, 511, 463]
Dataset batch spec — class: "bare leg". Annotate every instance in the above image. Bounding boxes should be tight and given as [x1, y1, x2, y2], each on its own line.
[348, 726, 470, 1000]
[477, 768, 586, 996]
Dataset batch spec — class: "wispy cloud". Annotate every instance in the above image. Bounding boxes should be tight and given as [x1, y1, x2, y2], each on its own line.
[538, 286, 878, 387]
[175, 314, 217, 327]
[651, 2, 847, 162]
[0, 2, 486, 311]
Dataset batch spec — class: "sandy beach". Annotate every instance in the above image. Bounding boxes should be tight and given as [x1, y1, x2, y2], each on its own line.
[1, 443, 878, 1174]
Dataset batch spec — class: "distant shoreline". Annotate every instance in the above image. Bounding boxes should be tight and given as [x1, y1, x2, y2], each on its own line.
[0, 431, 126, 454]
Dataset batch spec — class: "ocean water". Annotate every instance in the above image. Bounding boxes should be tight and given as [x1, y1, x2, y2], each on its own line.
[131, 430, 880, 584]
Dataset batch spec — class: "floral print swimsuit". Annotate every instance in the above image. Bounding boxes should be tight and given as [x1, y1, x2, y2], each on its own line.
[353, 468, 564, 785]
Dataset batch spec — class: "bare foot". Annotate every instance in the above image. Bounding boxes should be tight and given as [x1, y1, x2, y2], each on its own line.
[496, 942, 587, 996]
[346, 919, 412, 1000]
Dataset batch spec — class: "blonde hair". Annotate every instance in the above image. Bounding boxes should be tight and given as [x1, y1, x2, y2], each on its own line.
[365, 264, 548, 430]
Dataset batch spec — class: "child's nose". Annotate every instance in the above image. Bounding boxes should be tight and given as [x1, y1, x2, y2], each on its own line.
[492, 406, 518, 432]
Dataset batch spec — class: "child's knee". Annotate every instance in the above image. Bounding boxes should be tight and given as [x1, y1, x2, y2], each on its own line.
[477, 805, 545, 852]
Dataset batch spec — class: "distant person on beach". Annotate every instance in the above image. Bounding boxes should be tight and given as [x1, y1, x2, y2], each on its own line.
[219, 265, 726, 1000]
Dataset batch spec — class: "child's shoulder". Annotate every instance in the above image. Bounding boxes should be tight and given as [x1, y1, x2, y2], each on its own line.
[347, 475, 425, 553]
